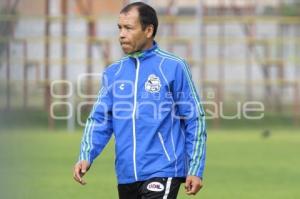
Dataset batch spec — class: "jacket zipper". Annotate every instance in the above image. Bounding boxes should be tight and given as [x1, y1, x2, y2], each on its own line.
[132, 57, 140, 181]
[158, 132, 171, 161]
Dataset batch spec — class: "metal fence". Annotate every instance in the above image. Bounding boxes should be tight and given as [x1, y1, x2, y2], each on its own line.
[0, 0, 299, 128]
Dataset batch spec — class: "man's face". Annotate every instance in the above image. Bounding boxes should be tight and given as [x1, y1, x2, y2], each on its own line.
[118, 8, 152, 54]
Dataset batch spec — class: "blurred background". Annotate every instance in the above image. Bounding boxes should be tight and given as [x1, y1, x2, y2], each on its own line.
[0, 0, 299, 199]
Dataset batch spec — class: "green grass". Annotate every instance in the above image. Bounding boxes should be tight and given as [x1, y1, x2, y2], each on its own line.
[0, 128, 299, 199]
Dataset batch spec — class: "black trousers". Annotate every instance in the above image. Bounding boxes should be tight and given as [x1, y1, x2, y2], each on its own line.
[118, 177, 184, 199]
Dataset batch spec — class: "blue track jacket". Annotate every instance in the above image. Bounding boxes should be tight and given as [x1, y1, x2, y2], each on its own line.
[79, 42, 207, 184]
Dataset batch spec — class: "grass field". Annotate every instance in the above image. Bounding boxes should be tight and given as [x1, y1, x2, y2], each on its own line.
[0, 128, 299, 199]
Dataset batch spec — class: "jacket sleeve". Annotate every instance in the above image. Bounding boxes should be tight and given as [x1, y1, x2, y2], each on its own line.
[78, 71, 113, 165]
[173, 61, 207, 178]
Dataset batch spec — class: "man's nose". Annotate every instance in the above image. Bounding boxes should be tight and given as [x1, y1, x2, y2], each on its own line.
[119, 29, 126, 38]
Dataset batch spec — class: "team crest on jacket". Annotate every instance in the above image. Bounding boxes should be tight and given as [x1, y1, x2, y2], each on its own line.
[145, 74, 161, 93]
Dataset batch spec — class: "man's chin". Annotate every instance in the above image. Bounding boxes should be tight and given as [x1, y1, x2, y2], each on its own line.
[123, 50, 135, 55]
[122, 49, 131, 54]
[121, 46, 132, 54]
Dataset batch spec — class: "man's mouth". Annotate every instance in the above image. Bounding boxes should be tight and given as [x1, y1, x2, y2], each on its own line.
[120, 41, 130, 46]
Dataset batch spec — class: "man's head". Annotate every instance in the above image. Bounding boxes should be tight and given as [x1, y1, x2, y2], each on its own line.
[118, 2, 158, 54]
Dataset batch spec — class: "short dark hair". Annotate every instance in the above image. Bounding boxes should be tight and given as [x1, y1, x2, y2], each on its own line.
[120, 2, 158, 38]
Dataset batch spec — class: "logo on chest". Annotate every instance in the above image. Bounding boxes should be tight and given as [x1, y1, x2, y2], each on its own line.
[145, 74, 161, 93]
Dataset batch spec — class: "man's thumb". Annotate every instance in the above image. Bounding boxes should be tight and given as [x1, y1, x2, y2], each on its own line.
[185, 177, 192, 188]
[81, 161, 88, 173]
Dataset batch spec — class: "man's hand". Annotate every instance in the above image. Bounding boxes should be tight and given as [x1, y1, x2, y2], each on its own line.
[73, 160, 90, 185]
[185, 175, 203, 195]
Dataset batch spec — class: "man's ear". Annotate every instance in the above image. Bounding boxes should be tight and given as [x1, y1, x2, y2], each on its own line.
[145, 25, 154, 38]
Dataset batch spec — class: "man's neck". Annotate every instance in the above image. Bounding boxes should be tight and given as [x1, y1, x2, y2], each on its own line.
[129, 40, 154, 57]
[141, 40, 153, 51]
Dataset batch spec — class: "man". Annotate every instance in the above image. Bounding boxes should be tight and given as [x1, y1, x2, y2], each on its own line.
[73, 2, 207, 199]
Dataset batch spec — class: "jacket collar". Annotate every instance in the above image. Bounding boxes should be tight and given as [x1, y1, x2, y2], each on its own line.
[128, 41, 158, 60]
